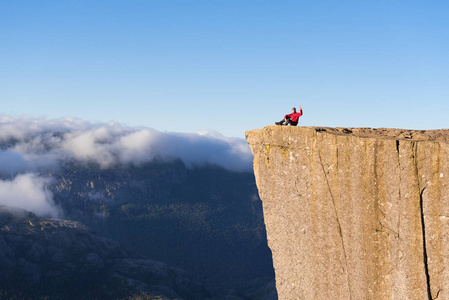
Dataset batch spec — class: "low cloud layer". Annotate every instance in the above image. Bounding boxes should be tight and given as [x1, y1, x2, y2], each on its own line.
[0, 116, 253, 217]
[0, 115, 253, 172]
[0, 174, 61, 218]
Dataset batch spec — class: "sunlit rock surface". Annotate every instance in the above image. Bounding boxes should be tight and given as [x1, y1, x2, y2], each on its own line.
[246, 126, 449, 300]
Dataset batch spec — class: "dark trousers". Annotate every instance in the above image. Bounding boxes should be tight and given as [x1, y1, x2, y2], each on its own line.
[278, 117, 298, 126]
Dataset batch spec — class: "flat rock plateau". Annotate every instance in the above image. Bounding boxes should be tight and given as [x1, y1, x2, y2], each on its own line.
[246, 126, 449, 300]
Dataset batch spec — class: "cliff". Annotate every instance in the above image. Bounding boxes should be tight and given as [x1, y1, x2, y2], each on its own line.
[246, 126, 449, 300]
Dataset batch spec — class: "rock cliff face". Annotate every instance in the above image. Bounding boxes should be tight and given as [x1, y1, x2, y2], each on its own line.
[246, 126, 449, 300]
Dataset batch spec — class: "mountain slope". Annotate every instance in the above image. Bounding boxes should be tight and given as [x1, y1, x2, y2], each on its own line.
[45, 162, 275, 289]
[0, 206, 209, 299]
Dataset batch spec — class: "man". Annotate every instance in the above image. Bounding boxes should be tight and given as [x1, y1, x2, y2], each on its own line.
[275, 105, 303, 126]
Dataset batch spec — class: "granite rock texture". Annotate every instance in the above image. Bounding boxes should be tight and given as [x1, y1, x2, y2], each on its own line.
[246, 126, 449, 300]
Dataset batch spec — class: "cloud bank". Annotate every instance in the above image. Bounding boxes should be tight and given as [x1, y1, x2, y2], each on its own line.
[0, 116, 253, 217]
[0, 174, 61, 218]
[0, 115, 253, 172]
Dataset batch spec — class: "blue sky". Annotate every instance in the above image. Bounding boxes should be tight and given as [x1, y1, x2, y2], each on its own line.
[1, 1, 448, 137]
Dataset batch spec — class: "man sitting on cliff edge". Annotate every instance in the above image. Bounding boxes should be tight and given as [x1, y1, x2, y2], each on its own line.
[275, 106, 303, 126]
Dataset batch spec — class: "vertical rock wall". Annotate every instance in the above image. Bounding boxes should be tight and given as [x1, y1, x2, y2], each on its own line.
[246, 126, 449, 300]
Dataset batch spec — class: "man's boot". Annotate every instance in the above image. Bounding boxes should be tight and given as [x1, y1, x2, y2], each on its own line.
[275, 119, 285, 125]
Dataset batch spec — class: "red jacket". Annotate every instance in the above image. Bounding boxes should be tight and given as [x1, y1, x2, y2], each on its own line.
[284, 108, 303, 123]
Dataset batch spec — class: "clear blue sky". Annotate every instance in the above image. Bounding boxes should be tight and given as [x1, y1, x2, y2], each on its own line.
[1, 1, 448, 137]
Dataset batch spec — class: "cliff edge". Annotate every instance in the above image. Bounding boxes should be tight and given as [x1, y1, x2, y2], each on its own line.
[246, 126, 449, 300]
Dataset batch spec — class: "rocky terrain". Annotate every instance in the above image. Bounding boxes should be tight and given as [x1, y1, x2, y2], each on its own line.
[0, 206, 207, 299]
[0, 160, 277, 299]
[246, 126, 449, 300]
[48, 162, 275, 293]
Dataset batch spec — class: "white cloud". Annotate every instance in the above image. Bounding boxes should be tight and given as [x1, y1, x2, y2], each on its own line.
[0, 116, 254, 217]
[0, 116, 253, 173]
[0, 174, 62, 218]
